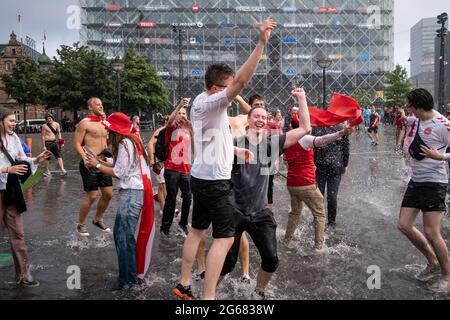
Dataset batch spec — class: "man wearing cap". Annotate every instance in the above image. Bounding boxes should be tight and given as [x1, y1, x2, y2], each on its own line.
[73, 97, 113, 237]
[41, 114, 67, 177]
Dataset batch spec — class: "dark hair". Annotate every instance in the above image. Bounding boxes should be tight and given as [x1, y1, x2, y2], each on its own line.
[407, 89, 434, 111]
[0, 107, 15, 149]
[109, 130, 149, 166]
[46, 113, 54, 120]
[248, 94, 264, 106]
[248, 106, 267, 119]
[205, 64, 234, 90]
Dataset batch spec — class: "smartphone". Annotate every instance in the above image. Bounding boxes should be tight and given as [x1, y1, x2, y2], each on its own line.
[83, 146, 95, 157]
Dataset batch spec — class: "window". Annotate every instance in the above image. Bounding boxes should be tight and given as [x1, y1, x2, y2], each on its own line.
[5, 62, 12, 71]
[12, 48, 16, 55]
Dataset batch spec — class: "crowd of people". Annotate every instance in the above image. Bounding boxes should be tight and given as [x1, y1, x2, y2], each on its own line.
[2, 18, 450, 298]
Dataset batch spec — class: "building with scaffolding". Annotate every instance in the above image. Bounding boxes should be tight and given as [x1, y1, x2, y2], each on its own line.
[80, 0, 394, 110]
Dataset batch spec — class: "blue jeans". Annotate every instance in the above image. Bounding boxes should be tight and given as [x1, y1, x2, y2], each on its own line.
[113, 189, 143, 288]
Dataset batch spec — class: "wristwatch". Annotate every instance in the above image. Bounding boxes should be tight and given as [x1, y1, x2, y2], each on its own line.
[95, 163, 102, 170]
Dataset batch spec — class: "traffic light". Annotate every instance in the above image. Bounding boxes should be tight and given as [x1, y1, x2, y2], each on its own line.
[437, 28, 448, 38]
[438, 13, 448, 25]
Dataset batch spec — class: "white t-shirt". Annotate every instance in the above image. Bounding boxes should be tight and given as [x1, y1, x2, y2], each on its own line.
[407, 112, 450, 184]
[113, 139, 144, 190]
[190, 89, 234, 180]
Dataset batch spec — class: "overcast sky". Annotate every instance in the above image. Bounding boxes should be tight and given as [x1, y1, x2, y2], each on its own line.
[0, 0, 449, 75]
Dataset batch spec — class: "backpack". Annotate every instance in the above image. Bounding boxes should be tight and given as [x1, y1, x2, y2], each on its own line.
[154, 127, 170, 161]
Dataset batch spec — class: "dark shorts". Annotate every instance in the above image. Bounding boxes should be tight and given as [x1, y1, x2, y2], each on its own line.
[79, 159, 113, 192]
[45, 140, 61, 159]
[221, 208, 278, 275]
[401, 180, 447, 213]
[368, 127, 378, 134]
[191, 177, 235, 239]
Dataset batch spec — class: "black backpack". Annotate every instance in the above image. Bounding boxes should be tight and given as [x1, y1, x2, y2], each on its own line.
[154, 127, 169, 161]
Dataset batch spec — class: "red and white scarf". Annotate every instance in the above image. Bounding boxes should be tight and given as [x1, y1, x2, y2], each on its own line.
[132, 134, 155, 279]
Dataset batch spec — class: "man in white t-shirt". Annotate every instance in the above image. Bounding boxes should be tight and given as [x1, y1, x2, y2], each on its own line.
[398, 88, 450, 292]
[172, 19, 277, 300]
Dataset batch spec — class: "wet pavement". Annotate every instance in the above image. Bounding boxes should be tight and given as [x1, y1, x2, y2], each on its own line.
[1, 127, 450, 300]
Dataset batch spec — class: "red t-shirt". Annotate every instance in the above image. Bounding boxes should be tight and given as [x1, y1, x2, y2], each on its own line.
[164, 125, 191, 174]
[284, 142, 316, 187]
[396, 116, 407, 129]
[267, 121, 283, 136]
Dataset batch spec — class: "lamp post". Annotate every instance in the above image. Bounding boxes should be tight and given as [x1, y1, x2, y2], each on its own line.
[111, 58, 125, 112]
[437, 13, 448, 114]
[172, 26, 185, 103]
[317, 58, 333, 109]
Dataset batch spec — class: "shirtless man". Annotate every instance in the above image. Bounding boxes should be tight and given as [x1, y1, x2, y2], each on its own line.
[41, 114, 67, 177]
[73, 97, 113, 237]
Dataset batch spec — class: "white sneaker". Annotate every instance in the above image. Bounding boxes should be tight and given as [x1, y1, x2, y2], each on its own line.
[43, 172, 52, 178]
[76, 224, 90, 237]
[429, 277, 450, 293]
[314, 243, 327, 254]
[415, 264, 440, 282]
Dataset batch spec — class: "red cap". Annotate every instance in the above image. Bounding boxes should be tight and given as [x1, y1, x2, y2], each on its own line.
[101, 112, 131, 136]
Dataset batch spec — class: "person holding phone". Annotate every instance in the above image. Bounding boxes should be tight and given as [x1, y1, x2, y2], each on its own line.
[0, 107, 51, 287]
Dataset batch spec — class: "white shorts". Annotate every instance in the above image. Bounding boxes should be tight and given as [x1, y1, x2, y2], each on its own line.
[153, 167, 165, 184]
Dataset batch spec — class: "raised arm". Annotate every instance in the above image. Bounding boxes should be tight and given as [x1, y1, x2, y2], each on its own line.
[167, 98, 190, 128]
[284, 88, 312, 149]
[235, 95, 252, 114]
[226, 20, 277, 101]
[314, 126, 356, 148]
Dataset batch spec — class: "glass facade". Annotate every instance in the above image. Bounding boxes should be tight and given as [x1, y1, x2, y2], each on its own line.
[80, 0, 394, 109]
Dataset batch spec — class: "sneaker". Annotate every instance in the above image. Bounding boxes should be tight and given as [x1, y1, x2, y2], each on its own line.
[314, 245, 327, 254]
[429, 277, 450, 293]
[92, 220, 111, 233]
[43, 172, 52, 178]
[252, 290, 266, 300]
[172, 283, 195, 300]
[60, 171, 68, 177]
[18, 279, 40, 287]
[194, 271, 205, 282]
[415, 264, 441, 282]
[178, 225, 189, 236]
[76, 224, 90, 237]
[240, 275, 251, 284]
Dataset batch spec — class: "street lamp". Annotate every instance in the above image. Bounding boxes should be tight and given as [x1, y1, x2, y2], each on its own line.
[172, 26, 185, 103]
[317, 58, 333, 109]
[437, 12, 448, 114]
[111, 58, 125, 112]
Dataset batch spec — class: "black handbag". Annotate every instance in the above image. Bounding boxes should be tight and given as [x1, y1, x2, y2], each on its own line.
[1, 145, 30, 214]
[409, 120, 446, 161]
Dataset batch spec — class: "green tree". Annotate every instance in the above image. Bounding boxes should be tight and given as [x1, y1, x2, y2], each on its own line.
[120, 48, 169, 115]
[384, 65, 413, 108]
[352, 88, 372, 108]
[2, 59, 44, 131]
[44, 44, 114, 120]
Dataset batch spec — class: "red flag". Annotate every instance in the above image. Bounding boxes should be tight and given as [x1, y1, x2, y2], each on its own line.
[294, 93, 363, 128]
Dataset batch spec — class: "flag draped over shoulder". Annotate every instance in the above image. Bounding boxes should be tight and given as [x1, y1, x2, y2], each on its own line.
[293, 93, 363, 127]
[132, 134, 155, 280]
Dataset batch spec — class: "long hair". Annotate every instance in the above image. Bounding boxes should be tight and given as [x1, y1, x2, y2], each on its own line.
[108, 131, 150, 166]
[0, 107, 14, 149]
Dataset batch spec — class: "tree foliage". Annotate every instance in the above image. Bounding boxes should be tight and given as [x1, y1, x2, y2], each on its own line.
[352, 88, 372, 108]
[384, 65, 413, 108]
[120, 48, 169, 115]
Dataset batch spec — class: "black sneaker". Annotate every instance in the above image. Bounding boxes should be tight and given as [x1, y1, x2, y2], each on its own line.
[92, 220, 111, 233]
[172, 283, 195, 300]
[194, 271, 205, 281]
